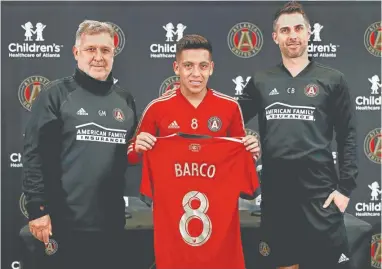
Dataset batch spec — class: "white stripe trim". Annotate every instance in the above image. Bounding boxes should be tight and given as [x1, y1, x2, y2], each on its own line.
[157, 134, 243, 143]
[75, 122, 127, 132]
[212, 90, 238, 102]
[134, 93, 177, 136]
[265, 102, 316, 110]
[157, 133, 178, 139]
[216, 137, 243, 143]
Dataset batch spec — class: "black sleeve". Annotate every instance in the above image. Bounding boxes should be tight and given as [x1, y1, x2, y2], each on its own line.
[237, 76, 261, 124]
[114, 87, 138, 143]
[115, 89, 139, 166]
[22, 84, 61, 220]
[125, 92, 138, 142]
[332, 75, 358, 197]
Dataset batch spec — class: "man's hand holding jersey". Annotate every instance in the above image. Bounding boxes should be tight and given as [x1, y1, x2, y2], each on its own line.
[29, 214, 52, 245]
[242, 135, 261, 161]
[135, 131, 261, 160]
[135, 132, 157, 152]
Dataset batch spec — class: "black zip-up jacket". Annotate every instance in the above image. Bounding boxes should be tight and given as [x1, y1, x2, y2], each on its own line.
[22, 68, 137, 231]
[238, 61, 358, 198]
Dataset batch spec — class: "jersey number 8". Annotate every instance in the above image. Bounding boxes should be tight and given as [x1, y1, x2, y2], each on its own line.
[191, 118, 198, 130]
[179, 191, 212, 246]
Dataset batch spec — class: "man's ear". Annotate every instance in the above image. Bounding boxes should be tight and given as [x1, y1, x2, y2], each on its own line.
[272, 32, 279, 45]
[173, 61, 179, 76]
[73, 46, 79, 59]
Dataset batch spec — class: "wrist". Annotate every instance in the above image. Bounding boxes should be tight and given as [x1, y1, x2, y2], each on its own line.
[336, 187, 351, 198]
[26, 201, 49, 221]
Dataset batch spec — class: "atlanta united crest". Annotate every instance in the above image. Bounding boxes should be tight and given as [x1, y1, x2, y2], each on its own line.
[113, 108, 125, 122]
[364, 21, 381, 57]
[18, 75, 50, 111]
[245, 128, 261, 158]
[45, 239, 59, 256]
[107, 22, 126, 56]
[159, 76, 180, 96]
[364, 128, 381, 164]
[227, 22, 263, 58]
[19, 193, 28, 219]
[208, 116, 222, 132]
[259, 241, 271, 257]
[371, 234, 381, 268]
[245, 128, 260, 140]
[304, 84, 319, 97]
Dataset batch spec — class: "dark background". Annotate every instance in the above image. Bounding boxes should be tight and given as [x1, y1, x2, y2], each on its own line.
[2, 1, 381, 268]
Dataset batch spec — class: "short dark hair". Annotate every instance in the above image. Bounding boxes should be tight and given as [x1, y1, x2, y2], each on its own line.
[273, 1, 310, 31]
[176, 34, 213, 59]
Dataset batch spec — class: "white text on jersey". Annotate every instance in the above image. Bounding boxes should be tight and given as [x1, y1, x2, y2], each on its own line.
[175, 162, 216, 178]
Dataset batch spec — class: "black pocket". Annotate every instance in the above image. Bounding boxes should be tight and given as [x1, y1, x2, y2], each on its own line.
[329, 201, 343, 214]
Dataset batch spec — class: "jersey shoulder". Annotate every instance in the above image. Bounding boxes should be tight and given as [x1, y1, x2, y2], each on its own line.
[143, 91, 179, 113]
[34, 75, 75, 110]
[113, 84, 134, 101]
[210, 89, 240, 108]
[313, 62, 345, 82]
[45, 75, 76, 94]
[252, 65, 283, 81]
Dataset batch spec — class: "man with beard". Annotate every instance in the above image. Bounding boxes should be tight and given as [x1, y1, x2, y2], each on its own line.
[238, 2, 358, 269]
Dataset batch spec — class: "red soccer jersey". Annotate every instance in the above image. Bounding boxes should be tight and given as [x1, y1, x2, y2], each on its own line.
[128, 88, 246, 163]
[141, 134, 259, 269]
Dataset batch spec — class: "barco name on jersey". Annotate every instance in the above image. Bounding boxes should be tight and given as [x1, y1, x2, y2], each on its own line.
[175, 162, 216, 179]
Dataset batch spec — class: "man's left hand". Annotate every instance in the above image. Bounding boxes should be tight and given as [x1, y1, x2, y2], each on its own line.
[242, 135, 261, 161]
[323, 190, 350, 213]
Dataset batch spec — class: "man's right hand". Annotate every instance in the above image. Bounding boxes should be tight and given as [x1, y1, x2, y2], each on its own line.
[135, 132, 157, 153]
[29, 214, 52, 245]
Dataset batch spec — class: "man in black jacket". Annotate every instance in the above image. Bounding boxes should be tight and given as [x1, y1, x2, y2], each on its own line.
[22, 20, 137, 269]
[238, 2, 358, 269]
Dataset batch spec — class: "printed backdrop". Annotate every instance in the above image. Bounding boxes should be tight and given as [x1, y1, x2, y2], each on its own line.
[1, 1, 381, 269]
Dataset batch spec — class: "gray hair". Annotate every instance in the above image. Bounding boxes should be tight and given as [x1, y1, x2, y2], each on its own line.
[75, 20, 115, 46]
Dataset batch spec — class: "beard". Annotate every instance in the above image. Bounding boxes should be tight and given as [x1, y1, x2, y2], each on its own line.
[281, 42, 307, 58]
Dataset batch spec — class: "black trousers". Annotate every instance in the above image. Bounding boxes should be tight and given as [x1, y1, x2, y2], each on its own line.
[258, 161, 352, 269]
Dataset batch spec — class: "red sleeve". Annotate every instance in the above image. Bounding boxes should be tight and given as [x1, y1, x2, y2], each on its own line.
[239, 151, 260, 196]
[228, 102, 246, 137]
[127, 102, 158, 164]
[140, 152, 153, 198]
